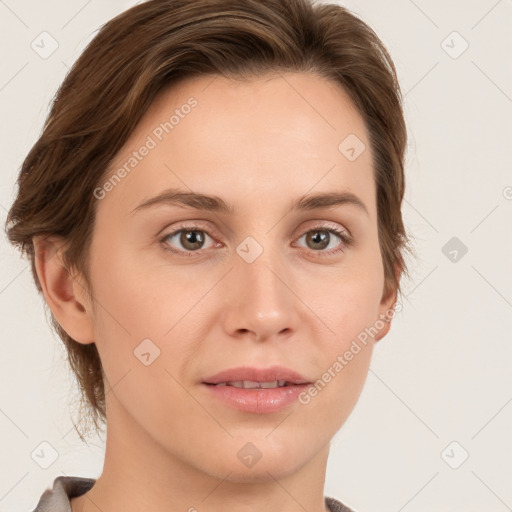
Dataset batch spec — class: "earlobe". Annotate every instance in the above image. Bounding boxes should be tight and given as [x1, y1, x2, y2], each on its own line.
[33, 235, 95, 344]
[374, 264, 401, 342]
[374, 298, 395, 342]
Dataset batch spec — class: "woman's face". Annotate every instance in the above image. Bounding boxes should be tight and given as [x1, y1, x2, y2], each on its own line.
[82, 72, 396, 481]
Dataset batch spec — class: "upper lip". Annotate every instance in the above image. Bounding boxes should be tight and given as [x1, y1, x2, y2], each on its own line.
[202, 365, 311, 385]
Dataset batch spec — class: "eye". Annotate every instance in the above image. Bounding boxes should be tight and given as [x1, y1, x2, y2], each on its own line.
[159, 223, 352, 258]
[294, 225, 352, 255]
[160, 226, 217, 256]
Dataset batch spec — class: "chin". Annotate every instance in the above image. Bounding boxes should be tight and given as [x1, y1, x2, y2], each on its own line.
[211, 460, 305, 484]
[199, 437, 318, 483]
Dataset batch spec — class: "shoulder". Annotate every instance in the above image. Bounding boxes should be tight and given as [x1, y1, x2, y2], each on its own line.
[32, 476, 96, 512]
[325, 495, 357, 512]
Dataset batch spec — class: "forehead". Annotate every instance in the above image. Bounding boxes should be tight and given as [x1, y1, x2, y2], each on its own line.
[98, 72, 375, 220]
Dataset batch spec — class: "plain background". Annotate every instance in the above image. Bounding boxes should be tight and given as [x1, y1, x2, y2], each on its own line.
[1, 1, 511, 511]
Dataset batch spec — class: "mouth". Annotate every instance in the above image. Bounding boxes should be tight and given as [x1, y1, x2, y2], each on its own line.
[205, 380, 303, 389]
[202, 365, 311, 387]
[201, 366, 312, 413]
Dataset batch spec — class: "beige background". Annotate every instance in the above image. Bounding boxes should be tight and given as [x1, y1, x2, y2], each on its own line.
[1, 0, 511, 510]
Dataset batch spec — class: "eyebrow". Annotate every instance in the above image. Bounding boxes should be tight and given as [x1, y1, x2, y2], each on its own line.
[131, 188, 369, 217]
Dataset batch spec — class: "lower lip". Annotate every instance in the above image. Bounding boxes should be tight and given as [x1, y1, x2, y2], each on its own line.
[202, 383, 309, 413]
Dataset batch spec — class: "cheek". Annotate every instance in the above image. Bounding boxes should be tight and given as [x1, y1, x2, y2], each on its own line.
[303, 264, 383, 415]
[300, 303, 377, 433]
[310, 255, 385, 342]
[85, 241, 162, 383]
[86, 238, 215, 391]
[88, 240, 175, 334]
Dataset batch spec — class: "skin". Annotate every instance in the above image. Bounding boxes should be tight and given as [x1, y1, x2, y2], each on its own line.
[34, 72, 398, 512]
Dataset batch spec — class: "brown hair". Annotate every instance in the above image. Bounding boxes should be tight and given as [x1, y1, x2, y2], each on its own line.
[5, 0, 411, 438]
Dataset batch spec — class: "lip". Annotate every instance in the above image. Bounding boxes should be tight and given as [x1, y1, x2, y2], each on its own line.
[202, 384, 309, 413]
[201, 365, 311, 414]
[202, 365, 310, 385]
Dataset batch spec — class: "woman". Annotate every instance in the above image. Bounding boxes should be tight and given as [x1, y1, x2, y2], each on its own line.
[6, 0, 411, 510]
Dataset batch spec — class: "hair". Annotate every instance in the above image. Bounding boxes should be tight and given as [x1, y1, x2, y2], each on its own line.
[5, 0, 412, 438]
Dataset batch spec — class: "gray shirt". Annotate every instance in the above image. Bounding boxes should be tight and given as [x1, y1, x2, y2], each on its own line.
[32, 476, 355, 512]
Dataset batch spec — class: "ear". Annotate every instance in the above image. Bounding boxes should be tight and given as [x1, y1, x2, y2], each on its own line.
[33, 235, 95, 344]
[374, 263, 402, 342]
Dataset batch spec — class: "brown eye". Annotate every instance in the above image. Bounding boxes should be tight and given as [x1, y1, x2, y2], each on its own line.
[162, 228, 215, 253]
[305, 230, 331, 250]
[295, 226, 352, 255]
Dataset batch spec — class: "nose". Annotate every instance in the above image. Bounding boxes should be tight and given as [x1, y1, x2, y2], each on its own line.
[220, 242, 301, 342]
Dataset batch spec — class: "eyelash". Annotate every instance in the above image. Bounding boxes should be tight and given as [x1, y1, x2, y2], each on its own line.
[159, 223, 353, 259]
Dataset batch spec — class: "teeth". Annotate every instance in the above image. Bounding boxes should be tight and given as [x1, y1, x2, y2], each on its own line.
[214, 380, 289, 389]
